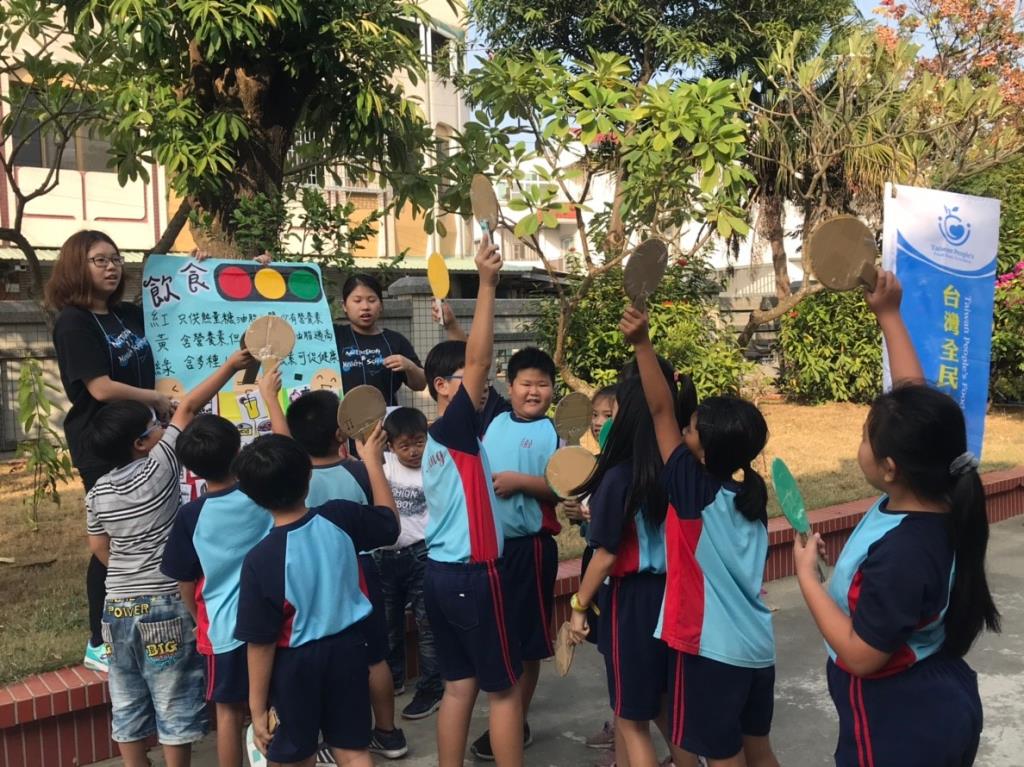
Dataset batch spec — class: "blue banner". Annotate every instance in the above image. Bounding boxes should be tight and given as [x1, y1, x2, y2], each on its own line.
[883, 184, 1000, 458]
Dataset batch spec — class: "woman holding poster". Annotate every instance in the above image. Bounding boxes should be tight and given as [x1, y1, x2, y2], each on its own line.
[45, 230, 171, 674]
[335, 274, 426, 405]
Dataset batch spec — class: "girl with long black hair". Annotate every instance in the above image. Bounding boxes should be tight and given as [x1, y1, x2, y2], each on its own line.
[567, 370, 699, 767]
[793, 270, 998, 766]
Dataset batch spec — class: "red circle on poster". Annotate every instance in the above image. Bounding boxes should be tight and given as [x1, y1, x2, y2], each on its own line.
[218, 266, 252, 299]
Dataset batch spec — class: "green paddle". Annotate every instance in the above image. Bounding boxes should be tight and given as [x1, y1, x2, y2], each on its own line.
[771, 458, 827, 582]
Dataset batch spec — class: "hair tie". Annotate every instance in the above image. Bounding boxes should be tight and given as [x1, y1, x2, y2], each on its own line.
[949, 452, 979, 477]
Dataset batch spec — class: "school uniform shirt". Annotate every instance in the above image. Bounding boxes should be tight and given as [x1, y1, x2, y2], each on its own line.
[482, 403, 561, 538]
[826, 497, 955, 677]
[423, 385, 503, 563]
[587, 462, 666, 577]
[382, 452, 428, 549]
[53, 303, 155, 475]
[234, 501, 399, 648]
[334, 325, 420, 407]
[657, 445, 774, 668]
[160, 486, 274, 655]
[306, 459, 371, 508]
[85, 426, 182, 598]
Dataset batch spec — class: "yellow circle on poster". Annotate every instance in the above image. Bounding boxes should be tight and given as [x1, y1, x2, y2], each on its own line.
[254, 268, 286, 299]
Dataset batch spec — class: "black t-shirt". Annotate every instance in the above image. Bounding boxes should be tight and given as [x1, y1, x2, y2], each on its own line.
[53, 303, 154, 473]
[334, 325, 420, 406]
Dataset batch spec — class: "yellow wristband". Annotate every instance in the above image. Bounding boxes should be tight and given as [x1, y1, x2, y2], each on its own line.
[570, 593, 600, 616]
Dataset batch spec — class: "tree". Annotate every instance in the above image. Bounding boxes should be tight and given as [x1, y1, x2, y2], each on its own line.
[432, 50, 753, 392]
[0, 2, 114, 300]
[739, 26, 1024, 347]
[58, 0, 440, 257]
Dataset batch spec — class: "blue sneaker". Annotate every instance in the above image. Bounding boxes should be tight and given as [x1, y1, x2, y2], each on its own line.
[83, 642, 111, 673]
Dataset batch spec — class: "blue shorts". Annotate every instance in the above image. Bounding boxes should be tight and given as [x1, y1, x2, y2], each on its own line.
[267, 626, 370, 763]
[424, 558, 522, 692]
[667, 651, 775, 759]
[101, 594, 208, 745]
[205, 645, 247, 704]
[359, 553, 388, 665]
[597, 573, 668, 721]
[501, 534, 557, 661]
[827, 655, 982, 767]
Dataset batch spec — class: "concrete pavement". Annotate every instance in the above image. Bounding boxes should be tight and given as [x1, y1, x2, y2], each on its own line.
[100, 517, 1024, 766]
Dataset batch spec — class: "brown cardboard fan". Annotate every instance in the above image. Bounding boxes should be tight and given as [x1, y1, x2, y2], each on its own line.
[243, 315, 296, 375]
[545, 446, 597, 499]
[623, 238, 668, 311]
[808, 215, 879, 292]
[470, 173, 500, 236]
[427, 251, 450, 326]
[267, 707, 279, 735]
[337, 385, 387, 444]
[554, 621, 575, 676]
[553, 392, 592, 445]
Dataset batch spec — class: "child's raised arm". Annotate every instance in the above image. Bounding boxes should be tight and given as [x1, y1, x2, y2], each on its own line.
[172, 348, 254, 431]
[464, 233, 502, 411]
[258, 363, 289, 437]
[620, 307, 682, 463]
[866, 268, 924, 385]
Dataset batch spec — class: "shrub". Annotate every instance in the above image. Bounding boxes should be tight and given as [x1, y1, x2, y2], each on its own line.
[992, 263, 1024, 403]
[778, 290, 881, 403]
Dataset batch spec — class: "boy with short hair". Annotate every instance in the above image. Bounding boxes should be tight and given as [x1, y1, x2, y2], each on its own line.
[421, 235, 524, 767]
[86, 348, 253, 767]
[376, 407, 444, 720]
[161, 413, 273, 767]
[263, 376, 407, 759]
[471, 346, 561, 759]
[235, 430, 400, 767]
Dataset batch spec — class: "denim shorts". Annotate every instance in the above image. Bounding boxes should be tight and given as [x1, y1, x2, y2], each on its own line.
[101, 594, 208, 745]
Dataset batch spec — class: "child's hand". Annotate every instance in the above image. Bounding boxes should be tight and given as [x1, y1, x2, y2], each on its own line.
[864, 268, 902, 317]
[226, 348, 256, 371]
[258, 362, 282, 402]
[560, 498, 584, 522]
[568, 609, 590, 645]
[475, 232, 502, 287]
[355, 422, 387, 466]
[150, 391, 175, 422]
[250, 711, 272, 755]
[793, 532, 827, 579]
[492, 471, 520, 498]
[432, 300, 456, 328]
[619, 306, 650, 345]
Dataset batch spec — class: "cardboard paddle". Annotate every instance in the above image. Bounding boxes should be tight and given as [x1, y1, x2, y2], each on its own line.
[241, 315, 295, 385]
[807, 215, 879, 292]
[337, 385, 387, 444]
[427, 251, 450, 326]
[623, 239, 669, 312]
[554, 621, 575, 677]
[771, 458, 828, 582]
[470, 173, 500, 237]
[545, 446, 597, 499]
[553, 392, 591, 445]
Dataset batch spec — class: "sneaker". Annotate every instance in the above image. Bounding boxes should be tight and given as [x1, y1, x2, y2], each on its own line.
[314, 745, 337, 766]
[245, 724, 267, 767]
[470, 722, 532, 761]
[83, 642, 111, 673]
[368, 727, 409, 759]
[585, 721, 615, 750]
[401, 689, 443, 720]
[393, 684, 406, 696]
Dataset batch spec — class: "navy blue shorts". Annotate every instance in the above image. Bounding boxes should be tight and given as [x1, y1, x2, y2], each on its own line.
[204, 645, 247, 704]
[597, 573, 667, 721]
[266, 626, 370, 763]
[501, 534, 557, 661]
[667, 651, 775, 759]
[827, 655, 981, 767]
[359, 553, 388, 665]
[424, 558, 522, 692]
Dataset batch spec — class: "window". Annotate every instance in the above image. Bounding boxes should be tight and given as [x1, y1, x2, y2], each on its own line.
[430, 30, 453, 76]
[435, 136, 450, 196]
[286, 129, 325, 188]
[9, 87, 109, 173]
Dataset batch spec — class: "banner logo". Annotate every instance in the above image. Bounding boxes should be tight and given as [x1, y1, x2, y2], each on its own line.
[938, 206, 972, 247]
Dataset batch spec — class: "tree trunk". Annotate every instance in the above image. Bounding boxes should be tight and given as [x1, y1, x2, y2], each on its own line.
[148, 198, 193, 256]
[0, 226, 55, 327]
[757, 192, 790, 301]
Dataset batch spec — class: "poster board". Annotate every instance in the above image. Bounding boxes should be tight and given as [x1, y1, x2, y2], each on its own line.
[882, 184, 999, 458]
[142, 255, 341, 500]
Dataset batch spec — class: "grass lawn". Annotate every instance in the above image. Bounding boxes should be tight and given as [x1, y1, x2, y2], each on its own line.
[2, 403, 1023, 684]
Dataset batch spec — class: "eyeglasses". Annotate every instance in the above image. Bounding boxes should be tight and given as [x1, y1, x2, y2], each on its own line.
[445, 375, 492, 385]
[88, 255, 124, 268]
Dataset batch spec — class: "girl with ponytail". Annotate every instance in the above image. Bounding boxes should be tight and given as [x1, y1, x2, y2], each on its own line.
[621, 308, 779, 767]
[793, 269, 997, 767]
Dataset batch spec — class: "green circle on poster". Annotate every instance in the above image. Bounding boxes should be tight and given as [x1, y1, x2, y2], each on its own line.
[288, 269, 320, 300]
